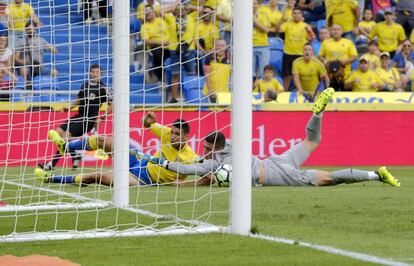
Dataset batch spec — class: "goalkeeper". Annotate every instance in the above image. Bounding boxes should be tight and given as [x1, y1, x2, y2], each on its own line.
[144, 88, 401, 187]
[35, 113, 198, 186]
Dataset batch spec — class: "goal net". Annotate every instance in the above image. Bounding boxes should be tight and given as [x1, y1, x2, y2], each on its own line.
[0, 0, 254, 243]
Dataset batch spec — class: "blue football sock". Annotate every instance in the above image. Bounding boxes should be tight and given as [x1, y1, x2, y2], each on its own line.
[51, 175, 75, 184]
[68, 138, 90, 151]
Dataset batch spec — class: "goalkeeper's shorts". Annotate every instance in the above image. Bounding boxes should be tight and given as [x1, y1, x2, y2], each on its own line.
[129, 158, 153, 185]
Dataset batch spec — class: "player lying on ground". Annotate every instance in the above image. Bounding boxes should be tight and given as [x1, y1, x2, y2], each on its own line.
[144, 88, 400, 187]
[35, 113, 198, 186]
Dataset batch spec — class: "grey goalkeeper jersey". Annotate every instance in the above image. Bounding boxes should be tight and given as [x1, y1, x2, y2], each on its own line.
[166, 141, 262, 182]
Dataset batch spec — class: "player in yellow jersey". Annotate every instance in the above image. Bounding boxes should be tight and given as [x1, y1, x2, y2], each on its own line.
[345, 56, 383, 91]
[36, 113, 198, 186]
[369, 8, 406, 58]
[140, 5, 170, 82]
[293, 43, 329, 99]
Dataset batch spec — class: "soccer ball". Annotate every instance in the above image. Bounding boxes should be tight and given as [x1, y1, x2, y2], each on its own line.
[214, 164, 232, 186]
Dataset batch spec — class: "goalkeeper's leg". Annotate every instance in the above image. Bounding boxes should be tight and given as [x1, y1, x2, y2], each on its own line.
[308, 168, 400, 187]
[275, 88, 334, 169]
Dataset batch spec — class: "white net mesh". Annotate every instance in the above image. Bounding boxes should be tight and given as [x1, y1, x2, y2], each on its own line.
[0, 0, 233, 242]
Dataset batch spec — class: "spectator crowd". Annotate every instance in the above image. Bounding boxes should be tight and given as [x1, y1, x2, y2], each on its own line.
[0, 0, 110, 101]
[0, 0, 413, 103]
[135, 0, 414, 103]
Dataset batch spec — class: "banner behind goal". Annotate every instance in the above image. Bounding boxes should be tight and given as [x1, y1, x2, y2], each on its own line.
[0, 0, 252, 242]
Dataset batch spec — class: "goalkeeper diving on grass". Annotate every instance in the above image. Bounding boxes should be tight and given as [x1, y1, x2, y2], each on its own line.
[140, 88, 400, 187]
[35, 113, 198, 186]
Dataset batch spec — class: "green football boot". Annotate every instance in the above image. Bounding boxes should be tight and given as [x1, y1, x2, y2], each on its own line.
[377, 166, 400, 187]
[312, 87, 334, 114]
[34, 167, 51, 183]
[48, 130, 66, 154]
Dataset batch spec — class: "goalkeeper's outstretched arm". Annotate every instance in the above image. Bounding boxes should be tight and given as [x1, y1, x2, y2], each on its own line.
[162, 158, 220, 176]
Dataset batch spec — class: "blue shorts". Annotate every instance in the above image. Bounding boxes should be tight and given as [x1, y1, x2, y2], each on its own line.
[129, 152, 153, 185]
[168, 50, 197, 75]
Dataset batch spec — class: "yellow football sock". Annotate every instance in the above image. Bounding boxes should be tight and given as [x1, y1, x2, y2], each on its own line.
[74, 175, 82, 184]
[88, 135, 98, 150]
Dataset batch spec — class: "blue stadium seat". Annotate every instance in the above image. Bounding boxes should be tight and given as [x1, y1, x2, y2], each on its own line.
[269, 50, 284, 74]
[130, 73, 145, 84]
[130, 16, 141, 33]
[316, 19, 326, 33]
[351, 60, 359, 70]
[33, 76, 60, 90]
[269, 37, 284, 51]
[182, 76, 208, 103]
[130, 93, 163, 104]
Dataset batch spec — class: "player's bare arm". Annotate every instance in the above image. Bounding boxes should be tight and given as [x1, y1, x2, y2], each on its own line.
[142, 112, 157, 128]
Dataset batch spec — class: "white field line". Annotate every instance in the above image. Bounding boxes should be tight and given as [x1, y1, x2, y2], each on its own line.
[249, 233, 413, 266]
[2, 180, 107, 202]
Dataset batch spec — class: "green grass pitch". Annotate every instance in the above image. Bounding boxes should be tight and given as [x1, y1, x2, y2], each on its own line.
[0, 166, 413, 265]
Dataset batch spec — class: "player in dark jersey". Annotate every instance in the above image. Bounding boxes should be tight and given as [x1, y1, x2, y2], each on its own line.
[39, 64, 111, 170]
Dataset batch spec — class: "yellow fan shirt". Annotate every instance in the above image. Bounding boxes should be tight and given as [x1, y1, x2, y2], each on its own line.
[196, 21, 220, 51]
[369, 22, 406, 52]
[280, 21, 309, 55]
[345, 69, 383, 91]
[140, 17, 170, 48]
[258, 4, 283, 28]
[147, 123, 197, 183]
[253, 11, 270, 47]
[326, 0, 358, 33]
[6, 3, 34, 31]
[319, 38, 358, 77]
[164, 13, 196, 51]
[358, 20, 376, 31]
[135, 2, 161, 21]
[254, 78, 284, 93]
[292, 57, 327, 93]
[191, 0, 221, 8]
[203, 53, 231, 95]
[375, 66, 401, 88]
[362, 53, 380, 69]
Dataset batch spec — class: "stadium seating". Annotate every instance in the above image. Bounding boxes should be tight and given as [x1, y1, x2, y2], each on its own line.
[269, 37, 284, 74]
[182, 75, 208, 104]
[316, 19, 326, 33]
[23, 0, 164, 104]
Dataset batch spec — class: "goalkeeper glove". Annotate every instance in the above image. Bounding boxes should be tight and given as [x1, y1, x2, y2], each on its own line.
[145, 155, 169, 168]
